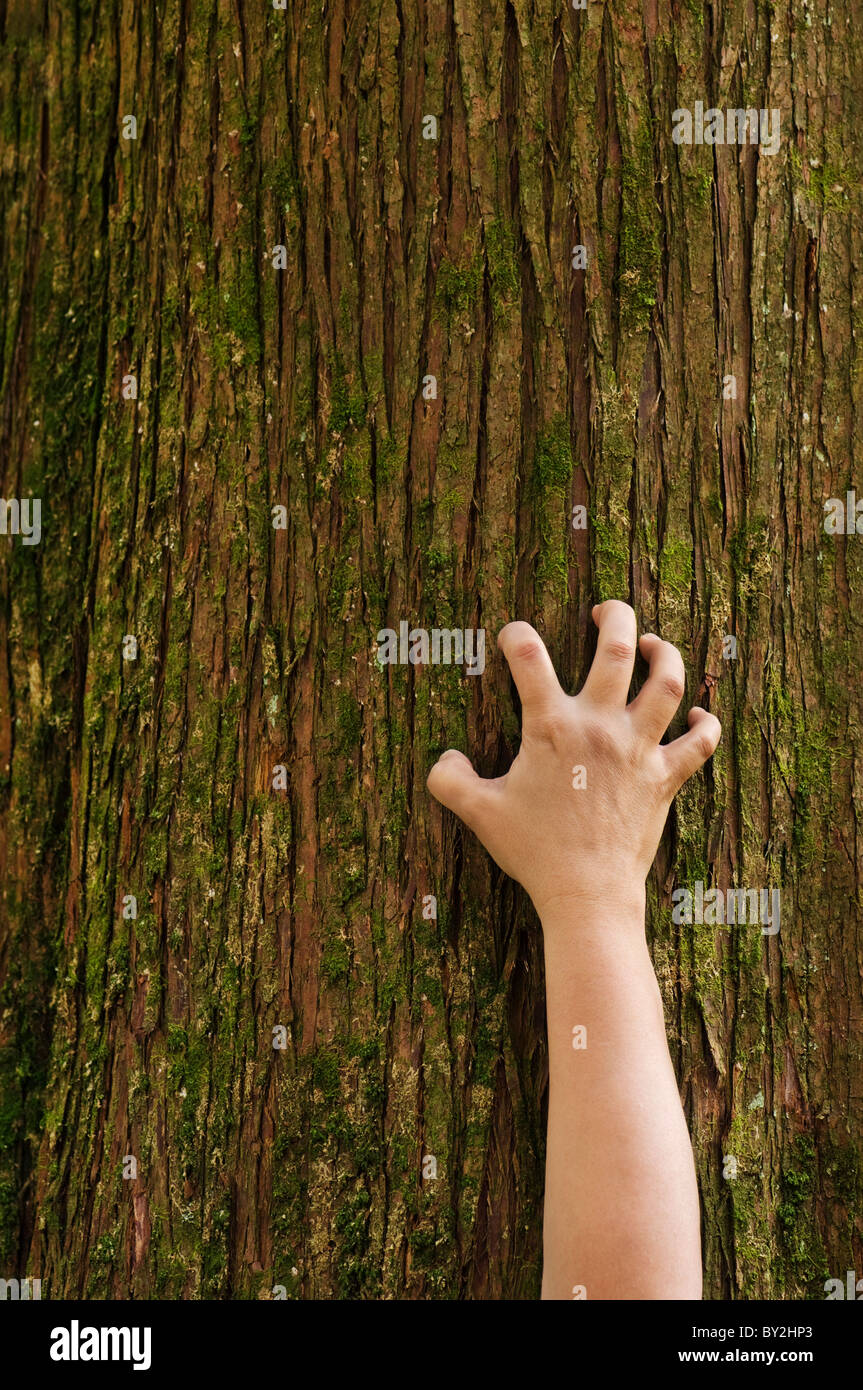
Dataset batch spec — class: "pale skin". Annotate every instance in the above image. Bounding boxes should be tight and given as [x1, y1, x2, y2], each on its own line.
[426, 600, 721, 1300]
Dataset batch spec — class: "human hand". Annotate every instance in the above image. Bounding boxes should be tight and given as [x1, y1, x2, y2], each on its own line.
[427, 601, 721, 922]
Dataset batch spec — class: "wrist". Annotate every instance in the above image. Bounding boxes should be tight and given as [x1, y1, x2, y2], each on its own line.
[533, 878, 647, 931]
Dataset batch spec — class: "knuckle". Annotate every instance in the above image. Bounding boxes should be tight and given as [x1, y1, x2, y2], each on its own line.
[659, 671, 685, 703]
[581, 716, 619, 759]
[695, 718, 720, 758]
[695, 733, 716, 761]
[530, 711, 568, 746]
[662, 769, 681, 801]
[502, 620, 537, 653]
[704, 712, 722, 742]
[604, 638, 636, 664]
[513, 638, 544, 663]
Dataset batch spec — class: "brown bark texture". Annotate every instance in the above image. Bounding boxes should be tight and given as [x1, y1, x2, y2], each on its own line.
[0, 0, 862, 1299]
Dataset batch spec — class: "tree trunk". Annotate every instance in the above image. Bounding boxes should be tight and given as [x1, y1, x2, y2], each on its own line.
[1, 0, 861, 1299]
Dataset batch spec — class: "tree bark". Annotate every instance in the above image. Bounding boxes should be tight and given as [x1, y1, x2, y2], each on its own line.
[1, 0, 861, 1299]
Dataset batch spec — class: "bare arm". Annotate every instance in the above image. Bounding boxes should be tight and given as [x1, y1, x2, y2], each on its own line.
[427, 601, 720, 1300]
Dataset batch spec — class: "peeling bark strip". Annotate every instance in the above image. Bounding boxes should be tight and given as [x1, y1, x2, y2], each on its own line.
[0, 0, 861, 1300]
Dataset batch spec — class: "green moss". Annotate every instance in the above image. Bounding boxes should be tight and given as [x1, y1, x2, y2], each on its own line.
[334, 1189, 377, 1296]
[528, 416, 573, 602]
[683, 165, 713, 210]
[790, 146, 854, 213]
[724, 1109, 773, 1296]
[328, 351, 367, 436]
[265, 152, 300, 211]
[659, 534, 694, 600]
[312, 1049, 341, 1103]
[484, 218, 520, 314]
[592, 513, 630, 599]
[435, 249, 483, 324]
[0, 916, 58, 1263]
[777, 1136, 829, 1292]
[319, 922, 350, 989]
[729, 514, 770, 579]
[765, 675, 839, 862]
[618, 123, 661, 333]
[333, 690, 362, 754]
[87, 1227, 123, 1295]
[326, 552, 353, 622]
[532, 416, 572, 492]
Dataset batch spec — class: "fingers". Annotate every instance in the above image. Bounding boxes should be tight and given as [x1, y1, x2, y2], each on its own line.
[426, 749, 493, 833]
[580, 600, 638, 707]
[628, 633, 686, 741]
[497, 622, 566, 724]
[662, 706, 722, 793]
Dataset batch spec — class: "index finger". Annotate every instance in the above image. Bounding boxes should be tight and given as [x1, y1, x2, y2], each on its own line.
[497, 621, 565, 723]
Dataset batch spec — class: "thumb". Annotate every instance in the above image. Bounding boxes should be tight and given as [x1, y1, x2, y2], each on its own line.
[427, 749, 491, 832]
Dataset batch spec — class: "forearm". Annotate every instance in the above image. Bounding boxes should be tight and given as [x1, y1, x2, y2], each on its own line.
[426, 607, 721, 1299]
[539, 886, 702, 1300]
